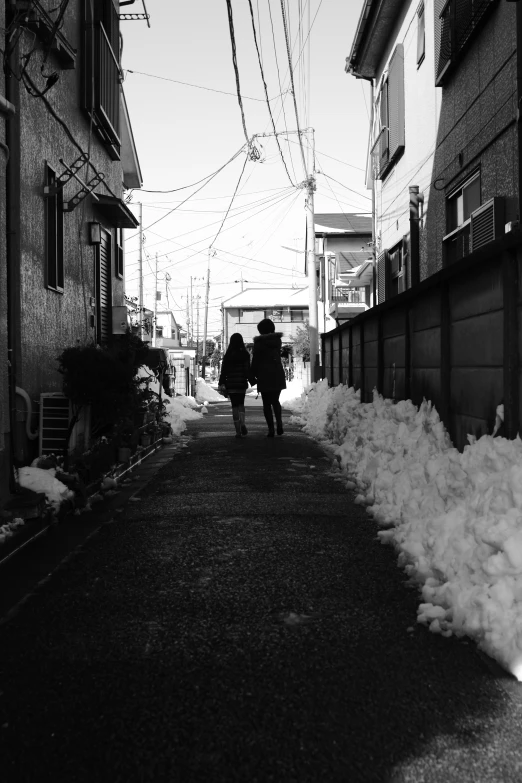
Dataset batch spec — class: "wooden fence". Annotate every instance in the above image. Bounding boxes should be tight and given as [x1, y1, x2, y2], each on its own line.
[321, 232, 522, 450]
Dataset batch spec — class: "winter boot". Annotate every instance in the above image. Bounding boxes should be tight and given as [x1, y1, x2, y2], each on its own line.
[232, 407, 242, 438]
[239, 408, 248, 436]
[263, 405, 275, 437]
[274, 401, 284, 435]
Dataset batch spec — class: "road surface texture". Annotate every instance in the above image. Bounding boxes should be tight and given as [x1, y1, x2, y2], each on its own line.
[1, 396, 522, 783]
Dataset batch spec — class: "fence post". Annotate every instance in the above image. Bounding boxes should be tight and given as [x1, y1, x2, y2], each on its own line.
[348, 324, 353, 388]
[404, 307, 411, 401]
[339, 325, 344, 385]
[377, 313, 384, 395]
[360, 321, 365, 401]
[440, 281, 451, 431]
[503, 249, 519, 438]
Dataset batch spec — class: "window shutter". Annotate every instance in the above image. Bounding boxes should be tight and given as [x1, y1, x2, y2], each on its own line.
[387, 44, 405, 163]
[402, 234, 410, 291]
[377, 251, 389, 304]
[434, 0, 451, 84]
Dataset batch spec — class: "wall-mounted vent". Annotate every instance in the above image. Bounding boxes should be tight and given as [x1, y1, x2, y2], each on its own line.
[470, 197, 504, 252]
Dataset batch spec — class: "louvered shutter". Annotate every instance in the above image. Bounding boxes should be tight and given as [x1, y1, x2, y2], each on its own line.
[377, 251, 389, 304]
[387, 44, 405, 163]
[97, 229, 112, 344]
[434, 0, 451, 84]
[402, 234, 410, 291]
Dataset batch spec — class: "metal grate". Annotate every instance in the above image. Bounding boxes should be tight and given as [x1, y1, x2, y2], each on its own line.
[39, 393, 70, 456]
[470, 197, 503, 252]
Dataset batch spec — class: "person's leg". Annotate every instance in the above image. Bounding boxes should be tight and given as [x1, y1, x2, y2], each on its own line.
[229, 394, 242, 437]
[261, 392, 275, 436]
[272, 391, 283, 435]
[238, 393, 247, 435]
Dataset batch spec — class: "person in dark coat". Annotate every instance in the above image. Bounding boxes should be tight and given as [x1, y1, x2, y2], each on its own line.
[218, 333, 252, 438]
[251, 318, 286, 437]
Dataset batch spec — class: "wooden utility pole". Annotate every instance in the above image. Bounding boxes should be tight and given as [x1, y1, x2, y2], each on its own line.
[306, 174, 319, 380]
[152, 252, 158, 347]
[190, 276, 194, 348]
[201, 248, 212, 378]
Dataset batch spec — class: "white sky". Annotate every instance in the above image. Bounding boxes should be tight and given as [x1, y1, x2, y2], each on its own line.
[121, 0, 370, 335]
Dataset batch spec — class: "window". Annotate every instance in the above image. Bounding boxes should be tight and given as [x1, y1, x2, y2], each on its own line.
[446, 172, 481, 232]
[417, 2, 425, 65]
[389, 242, 406, 297]
[376, 238, 408, 302]
[435, 0, 496, 86]
[155, 326, 163, 338]
[45, 165, 64, 292]
[371, 44, 405, 180]
[290, 309, 305, 322]
[444, 171, 481, 264]
[83, 0, 121, 158]
[115, 228, 123, 278]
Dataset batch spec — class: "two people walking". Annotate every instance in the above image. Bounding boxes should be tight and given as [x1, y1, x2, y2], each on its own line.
[218, 317, 286, 438]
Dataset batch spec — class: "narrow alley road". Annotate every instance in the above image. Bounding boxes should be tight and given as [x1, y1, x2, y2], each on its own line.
[1, 398, 522, 783]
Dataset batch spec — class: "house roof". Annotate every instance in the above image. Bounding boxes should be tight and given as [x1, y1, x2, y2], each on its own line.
[337, 251, 373, 274]
[315, 213, 372, 234]
[222, 287, 309, 309]
[346, 0, 407, 79]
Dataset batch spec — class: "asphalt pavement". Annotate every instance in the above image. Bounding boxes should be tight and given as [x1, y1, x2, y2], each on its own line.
[1, 396, 522, 783]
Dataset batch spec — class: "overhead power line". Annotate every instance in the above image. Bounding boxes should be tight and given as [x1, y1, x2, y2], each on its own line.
[225, 0, 252, 150]
[125, 68, 272, 102]
[247, 0, 295, 187]
[279, 0, 307, 177]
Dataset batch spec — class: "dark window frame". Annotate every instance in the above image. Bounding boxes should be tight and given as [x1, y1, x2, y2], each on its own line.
[115, 227, 123, 278]
[45, 164, 64, 293]
[435, 0, 497, 86]
[443, 169, 481, 264]
[371, 44, 405, 181]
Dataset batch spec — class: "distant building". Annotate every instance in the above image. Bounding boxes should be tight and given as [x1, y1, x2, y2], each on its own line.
[154, 309, 182, 348]
[222, 288, 309, 348]
[315, 213, 373, 326]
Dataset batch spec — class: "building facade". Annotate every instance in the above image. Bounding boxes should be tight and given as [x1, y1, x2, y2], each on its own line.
[222, 288, 309, 348]
[315, 213, 373, 325]
[1, 0, 142, 505]
[347, 0, 518, 301]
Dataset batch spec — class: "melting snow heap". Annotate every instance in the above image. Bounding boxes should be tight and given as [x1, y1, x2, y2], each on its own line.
[289, 379, 522, 680]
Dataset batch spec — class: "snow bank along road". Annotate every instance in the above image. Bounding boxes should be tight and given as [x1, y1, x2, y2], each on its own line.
[1, 399, 522, 782]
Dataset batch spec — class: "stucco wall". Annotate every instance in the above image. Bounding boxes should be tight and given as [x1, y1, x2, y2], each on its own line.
[373, 0, 441, 264]
[15, 3, 126, 406]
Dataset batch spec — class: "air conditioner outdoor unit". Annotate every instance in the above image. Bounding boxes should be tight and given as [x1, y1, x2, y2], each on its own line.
[39, 393, 91, 457]
[470, 197, 504, 252]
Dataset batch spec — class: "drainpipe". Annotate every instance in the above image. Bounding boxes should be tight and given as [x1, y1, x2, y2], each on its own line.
[409, 186, 421, 287]
[6, 38, 22, 482]
[516, 0, 522, 221]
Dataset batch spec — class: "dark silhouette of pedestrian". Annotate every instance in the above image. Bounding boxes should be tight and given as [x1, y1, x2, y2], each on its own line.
[251, 318, 286, 437]
[218, 332, 251, 438]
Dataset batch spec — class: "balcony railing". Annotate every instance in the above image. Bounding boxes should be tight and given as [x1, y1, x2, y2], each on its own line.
[330, 289, 364, 304]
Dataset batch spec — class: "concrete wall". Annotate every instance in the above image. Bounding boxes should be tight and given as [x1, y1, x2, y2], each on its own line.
[10, 1, 128, 463]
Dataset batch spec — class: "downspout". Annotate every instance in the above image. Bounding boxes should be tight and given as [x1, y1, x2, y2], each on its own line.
[409, 186, 421, 287]
[517, 0, 522, 222]
[6, 37, 22, 485]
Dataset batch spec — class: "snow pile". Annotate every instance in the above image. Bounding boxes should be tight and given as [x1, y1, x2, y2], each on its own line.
[292, 379, 522, 679]
[195, 377, 227, 403]
[17, 466, 74, 513]
[163, 396, 204, 436]
[0, 518, 25, 545]
[280, 379, 309, 407]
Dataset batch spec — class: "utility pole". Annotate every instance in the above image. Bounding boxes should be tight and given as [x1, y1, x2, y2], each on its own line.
[190, 276, 194, 348]
[201, 248, 213, 378]
[196, 295, 200, 372]
[235, 272, 248, 292]
[152, 252, 158, 347]
[138, 202, 143, 339]
[305, 131, 319, 381]
[186, 287, 190, 347]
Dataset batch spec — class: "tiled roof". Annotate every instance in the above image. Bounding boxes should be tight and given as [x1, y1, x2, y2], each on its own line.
[222, 287, 309, 308]
[315, 213, 372, 234]
[337, 251, 373, 274]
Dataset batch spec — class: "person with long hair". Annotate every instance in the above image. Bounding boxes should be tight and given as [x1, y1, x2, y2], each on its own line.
[218, 333, 252, 438]
[251, 318, 286, 437]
